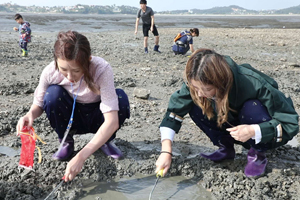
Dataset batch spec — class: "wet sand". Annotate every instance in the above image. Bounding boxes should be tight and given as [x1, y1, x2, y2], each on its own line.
[1, 14, 300, 200]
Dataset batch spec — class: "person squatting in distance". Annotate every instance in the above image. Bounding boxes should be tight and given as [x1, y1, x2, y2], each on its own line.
[172, 28, 199, 55]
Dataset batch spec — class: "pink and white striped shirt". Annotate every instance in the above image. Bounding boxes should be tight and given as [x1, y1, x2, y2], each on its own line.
[33, 56, 119, 113]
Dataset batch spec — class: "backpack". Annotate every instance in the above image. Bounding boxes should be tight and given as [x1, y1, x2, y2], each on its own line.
[173, 31, 191, 42]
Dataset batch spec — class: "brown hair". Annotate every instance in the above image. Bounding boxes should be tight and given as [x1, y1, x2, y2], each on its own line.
[190, 28, 199, 36]
[54, 30, 99, 94]
[185, 48, 234, 127]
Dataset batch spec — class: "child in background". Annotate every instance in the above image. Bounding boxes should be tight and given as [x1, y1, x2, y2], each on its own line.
[13, 13, 31, 57]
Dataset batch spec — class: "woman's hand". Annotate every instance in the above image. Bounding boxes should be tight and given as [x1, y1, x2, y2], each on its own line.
[227, 125, 255, 142]
[155, 152, 172, 177]
[63, 111, 119, 182]
[64, 155, 85, 182]
[16, 104, 43, 136]
[16, 115, 33, 136]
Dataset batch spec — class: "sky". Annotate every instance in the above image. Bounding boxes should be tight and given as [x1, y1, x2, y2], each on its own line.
[2, 0, 300, 11]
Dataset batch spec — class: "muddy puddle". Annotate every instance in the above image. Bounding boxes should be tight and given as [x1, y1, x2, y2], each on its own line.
[287, 136, 300, 147]
[74, 174, 211, 200]
[0, 146, 19, 157]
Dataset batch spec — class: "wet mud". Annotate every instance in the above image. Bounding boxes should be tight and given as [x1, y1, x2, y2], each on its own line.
[1, 14, 300, 200]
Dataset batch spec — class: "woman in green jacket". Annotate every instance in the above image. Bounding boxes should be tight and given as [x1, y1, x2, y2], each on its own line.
[156, 48, 299, 177]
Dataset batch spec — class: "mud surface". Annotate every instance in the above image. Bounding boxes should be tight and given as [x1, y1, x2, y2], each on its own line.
[1, 15, 300, 200]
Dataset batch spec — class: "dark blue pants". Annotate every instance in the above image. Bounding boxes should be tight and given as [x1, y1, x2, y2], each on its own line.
[19, 40, 28, 51]
[43, 85, 130, 141]
[189, 99, 272, 151]
[172, 44, 189, 55]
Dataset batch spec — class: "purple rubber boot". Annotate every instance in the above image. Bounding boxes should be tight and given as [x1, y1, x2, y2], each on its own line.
[52, 134, 74, 161]
[100, 140, 123, 159]
[244, 148, 268, 177]
[200, 136, 235, 162]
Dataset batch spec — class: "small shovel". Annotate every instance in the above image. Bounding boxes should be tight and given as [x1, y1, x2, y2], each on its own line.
[44, 176, 65, 200]
[149, 169, 164, 200]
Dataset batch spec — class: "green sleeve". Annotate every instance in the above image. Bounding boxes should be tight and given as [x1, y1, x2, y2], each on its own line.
[257, 83, 299, 147]
[159, 83, 194, 133]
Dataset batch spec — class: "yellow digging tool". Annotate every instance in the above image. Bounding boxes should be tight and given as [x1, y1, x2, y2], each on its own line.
[149, 169, 164, 200]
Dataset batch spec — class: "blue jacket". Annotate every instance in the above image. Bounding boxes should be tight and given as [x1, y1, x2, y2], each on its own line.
[18, 22, 31, 42]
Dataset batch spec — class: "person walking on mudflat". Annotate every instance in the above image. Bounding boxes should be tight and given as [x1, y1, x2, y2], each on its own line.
[16, 31, 130, 181]
[135, 0, 161, 53]
[155, 48, 299, 178]
[13, 13, 31, 57]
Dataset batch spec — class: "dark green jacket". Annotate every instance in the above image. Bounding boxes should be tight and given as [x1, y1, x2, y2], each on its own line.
[160, 56, 299, 148]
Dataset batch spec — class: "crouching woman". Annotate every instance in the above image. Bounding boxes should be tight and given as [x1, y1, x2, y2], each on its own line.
[17, 31, 130, 181]
[155, 48, 299, 177]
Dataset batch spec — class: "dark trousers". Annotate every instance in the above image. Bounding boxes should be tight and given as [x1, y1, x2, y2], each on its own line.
[43, 85, 130, 142]
[172, 44, 189, 55]
[189, 99, 272, 151]
[142, 24, 159, 37]
[19, 40, 28, 51]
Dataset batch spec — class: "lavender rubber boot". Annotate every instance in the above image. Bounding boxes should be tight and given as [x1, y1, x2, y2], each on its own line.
[52, 134, 74, 161]
[100, 140, 123, 159]
[244, 148, 268, 177]
[200, 136, 235, 162]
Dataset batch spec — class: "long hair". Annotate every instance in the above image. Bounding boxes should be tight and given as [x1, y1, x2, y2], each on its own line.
[53, 30, 99, 94]
[185, 48, 234, 127]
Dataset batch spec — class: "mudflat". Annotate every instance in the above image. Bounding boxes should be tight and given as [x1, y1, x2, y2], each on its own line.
[0, 14, 300, 200]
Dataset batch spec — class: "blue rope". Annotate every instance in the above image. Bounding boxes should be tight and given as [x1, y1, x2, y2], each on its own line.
[55, 77, 83, 154]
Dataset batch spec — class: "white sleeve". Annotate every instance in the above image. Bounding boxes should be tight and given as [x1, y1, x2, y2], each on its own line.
[251, 124, 262, 144]
[160, 127, 176, 142]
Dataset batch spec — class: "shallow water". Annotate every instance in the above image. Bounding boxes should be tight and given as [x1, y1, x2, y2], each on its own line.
[77, 174, 211, 200]
[0, 146, 19, 157]
[287, 136, 300, 147]
[1, 13, 300, 33]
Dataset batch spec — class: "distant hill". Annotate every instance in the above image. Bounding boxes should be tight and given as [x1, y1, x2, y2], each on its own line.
[1, 3, 300, 15]
[191, 5, 258, 14]
[158, 5, 300, 15]
[0, 3, 139, 14]
[274, 5, 300, 14]
[159, 5, 259, 15]
[0, 5, 10, 12]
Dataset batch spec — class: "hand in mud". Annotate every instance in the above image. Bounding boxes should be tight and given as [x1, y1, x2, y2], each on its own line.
[64, 155, 85, 182]
[155, 153, 172, 177]
[227, 125, 255, 143]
